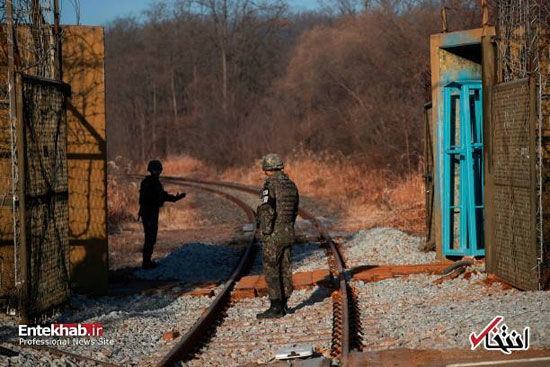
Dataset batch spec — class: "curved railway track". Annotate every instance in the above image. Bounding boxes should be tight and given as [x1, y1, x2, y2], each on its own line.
[2, 180, 260, 367]
[152, 176, 362, 366]
[155, 181, 258, 366]
[3, 175, 359, 366]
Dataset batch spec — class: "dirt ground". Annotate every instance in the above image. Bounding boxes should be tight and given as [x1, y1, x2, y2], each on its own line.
[108, 178, 426, 272]
[109, 185, 251, 270]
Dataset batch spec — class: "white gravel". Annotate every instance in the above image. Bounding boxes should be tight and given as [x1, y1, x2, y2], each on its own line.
[188, 287, 333, 366]
[8, 224, 547, 367]
[291, 242, 328, 272]
[0, 343, 101, 367]
[353, 269, 550, 351]
[248, 241, 328, 276]
[342, 227, 435, 267]
[1, 290, 218, 366]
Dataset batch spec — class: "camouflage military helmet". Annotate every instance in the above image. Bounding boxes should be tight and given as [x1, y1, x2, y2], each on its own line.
[262, 153, 284, 171]
[147, 160, 163, 173]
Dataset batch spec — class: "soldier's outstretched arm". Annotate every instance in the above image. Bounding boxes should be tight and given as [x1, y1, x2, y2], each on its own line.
[163, 191, 186, 203]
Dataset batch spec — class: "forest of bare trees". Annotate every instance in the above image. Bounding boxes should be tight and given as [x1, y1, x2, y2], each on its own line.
[106, 0, 483, 173]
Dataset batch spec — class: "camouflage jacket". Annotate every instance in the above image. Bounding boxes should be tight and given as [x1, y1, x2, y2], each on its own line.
[256, 171, 299, 237]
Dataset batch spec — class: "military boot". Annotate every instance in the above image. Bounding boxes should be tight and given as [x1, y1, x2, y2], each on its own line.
[142, 257, 159, 269]
[256, 299, 285, 319]
[281, 297, 289, 314]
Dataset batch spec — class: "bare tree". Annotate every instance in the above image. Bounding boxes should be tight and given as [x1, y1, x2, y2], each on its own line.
[318, 0, 366, 16]
[180, 0, 286, 116]
[105, 0, 481, 172]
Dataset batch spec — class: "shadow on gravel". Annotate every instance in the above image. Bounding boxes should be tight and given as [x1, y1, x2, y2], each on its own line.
[247, 240, 327, 277]
[0, 325, 18, 341]
[129, 242, 244, 284]
[287, 286, 332, 315]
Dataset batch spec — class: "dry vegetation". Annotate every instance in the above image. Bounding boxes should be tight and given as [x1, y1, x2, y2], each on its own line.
[107, 156, 215, 234]
[106, 0, 483, 239]
[221, 150, 426, 233]
[109, 152, 425, 236]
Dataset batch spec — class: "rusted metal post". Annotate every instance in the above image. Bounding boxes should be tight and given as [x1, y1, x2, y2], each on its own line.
[481, 0, 496, 273]
[15, 73, 29, 320]
[423, 102, 435, 251]
[6, 0, 29, 321]
[481, 0, 489, 34]
[441, 7, 448, 33]
[53, 0, 63, 80]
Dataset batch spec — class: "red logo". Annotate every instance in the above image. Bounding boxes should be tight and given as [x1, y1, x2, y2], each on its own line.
[470, 316, 530, 354]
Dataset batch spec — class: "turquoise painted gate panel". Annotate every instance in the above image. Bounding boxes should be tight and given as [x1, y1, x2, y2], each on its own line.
[443, 81, 484, 256]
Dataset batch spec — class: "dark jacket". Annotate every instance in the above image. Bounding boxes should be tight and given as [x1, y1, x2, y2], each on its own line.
[139, 175, 179, 217]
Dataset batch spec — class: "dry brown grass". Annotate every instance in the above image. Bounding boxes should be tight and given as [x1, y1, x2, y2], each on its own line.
[221, 150, 425, 233]
[108, 152, 425, 235]
[107, 175, 139, 233]
[160, 155, 217, 178]
[107, 155, 216, 234]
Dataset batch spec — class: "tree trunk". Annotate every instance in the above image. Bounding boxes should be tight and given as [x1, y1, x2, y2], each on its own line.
[170, 66, 179, 154]
[137, 101, 145, 162]
[221, 0, 228, 116]
[152, 81, 157, 157]
[221, 43, 228, 115]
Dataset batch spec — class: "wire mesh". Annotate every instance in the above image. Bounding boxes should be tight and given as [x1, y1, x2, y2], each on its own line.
[0, 0, 74, 317]
[495, 0, 550, 288]
[22, 77, 70, 316]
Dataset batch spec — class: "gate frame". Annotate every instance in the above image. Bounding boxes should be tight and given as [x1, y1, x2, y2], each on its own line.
[442, 81, 485, 257]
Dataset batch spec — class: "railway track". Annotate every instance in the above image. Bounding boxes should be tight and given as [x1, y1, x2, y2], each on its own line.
[155, 181, 259, 366]
[152, 176, 362, 366]
[1, 180, 258, 367]
[3, 175, 361, 366]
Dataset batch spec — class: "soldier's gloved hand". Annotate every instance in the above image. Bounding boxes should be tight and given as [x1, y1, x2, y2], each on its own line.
[176, 192, 186, 200]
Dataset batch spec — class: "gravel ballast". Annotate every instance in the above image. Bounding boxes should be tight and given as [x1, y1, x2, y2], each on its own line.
[133, 242, 244, 284]
[3, 222, 548, 366]
[189, 287, 333, 366]
[354, 270, 550, 351]
[342, 227, 435, 267]
[1, 290, 218, 366]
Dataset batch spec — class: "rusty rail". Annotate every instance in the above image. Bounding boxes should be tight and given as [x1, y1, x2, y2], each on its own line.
[149, 181, 258, 367]
[157, 176, 358, 365]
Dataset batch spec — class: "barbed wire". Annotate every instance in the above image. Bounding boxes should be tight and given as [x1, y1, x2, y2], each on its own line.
[0, 0, 78, 316]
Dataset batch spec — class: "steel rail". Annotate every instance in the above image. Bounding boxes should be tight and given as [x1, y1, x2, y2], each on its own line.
[5, 180, 257, 367]
[157, 176, 355, 365]
[144, 181, 258, 367]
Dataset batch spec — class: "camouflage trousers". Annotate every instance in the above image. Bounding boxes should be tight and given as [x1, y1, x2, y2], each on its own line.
[262, 236, 293, 301]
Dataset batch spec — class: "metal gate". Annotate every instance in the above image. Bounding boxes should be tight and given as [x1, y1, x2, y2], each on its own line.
[16, 75, 70, 320]
[442, 81, 485, 257]
[487, 78, 540, 290]
[21, 75, 71, 318]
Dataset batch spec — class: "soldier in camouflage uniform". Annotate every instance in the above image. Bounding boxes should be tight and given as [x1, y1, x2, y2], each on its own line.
[256, 154, 299, 319]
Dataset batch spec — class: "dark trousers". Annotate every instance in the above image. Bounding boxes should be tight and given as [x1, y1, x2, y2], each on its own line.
[142, 213, 159, 264]
[263, 240, 293, 300]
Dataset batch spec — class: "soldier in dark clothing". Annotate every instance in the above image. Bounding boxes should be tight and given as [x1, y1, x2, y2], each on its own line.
[139, 160, 186, 269]
[256, 154, 299, 319]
